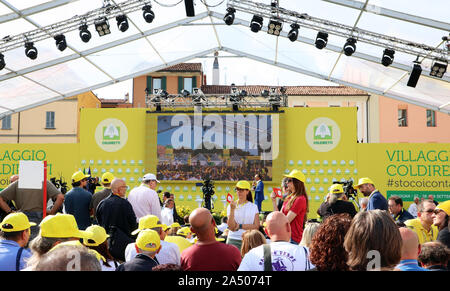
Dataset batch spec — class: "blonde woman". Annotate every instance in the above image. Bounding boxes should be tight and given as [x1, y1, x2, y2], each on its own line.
[227, 181, 260, 251]
[299, 220, 320, 248]
[271, 169, 308, 244]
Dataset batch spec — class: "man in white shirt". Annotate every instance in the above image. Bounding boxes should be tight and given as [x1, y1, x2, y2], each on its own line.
[408, 197, 420, 218]
[238, 211, 314, 271]
[161, 198, 175, 226]
[127, 173, 162, 221]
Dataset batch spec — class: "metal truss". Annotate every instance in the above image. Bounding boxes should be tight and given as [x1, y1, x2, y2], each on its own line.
[0, 0, 149, 52]
[227, 0, 449, 62]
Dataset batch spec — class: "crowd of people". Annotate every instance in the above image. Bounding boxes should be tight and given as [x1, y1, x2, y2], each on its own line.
[157, 162, 271, 181]
[0, 169, 449, 271]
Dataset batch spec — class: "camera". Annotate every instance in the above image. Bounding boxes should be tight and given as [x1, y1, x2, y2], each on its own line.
[50, 176, 69, 194]
[333, 179, 358, 200]
[196, 178, 215, 210]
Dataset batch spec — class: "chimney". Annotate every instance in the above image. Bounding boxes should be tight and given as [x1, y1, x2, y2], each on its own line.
[212, 51, 220, 85]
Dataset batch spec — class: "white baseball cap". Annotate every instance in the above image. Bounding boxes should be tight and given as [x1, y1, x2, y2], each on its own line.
[143, 173, 160, 183]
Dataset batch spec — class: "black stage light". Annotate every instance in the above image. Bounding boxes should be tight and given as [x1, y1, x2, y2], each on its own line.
[184, 0, 195, 17]
[268, 19, 282, 36]
[79, 24, 91, 43]
[381, 48, 395, 67]
[261, 89, 270, 97]
[315, 32, 328, 49]
[407, 63, 422, 88]
[116, 15, 129, 32]
[250, 15, 263, 33]
[142, 5, 155, 23]
[95, 17, 111, 37]
[181, 89, 190, 97]
[223, 7, 236, 25]
[287, 23, 299, 42]
[54, 34, 67, 51]
[0, 53, 5, 70]
[430, 59, 448, 78]
[343, 37, 357, 56]
[25, 42, 38, 60]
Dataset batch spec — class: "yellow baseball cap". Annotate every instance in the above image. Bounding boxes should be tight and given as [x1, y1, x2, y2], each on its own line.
[136, 229, 161, 252]
[39, 214, 92, 239]
[284, 169, 306, 183]
[72, 171, 90, 183]
[101, 172, 114, 184]
[436, 200, 450, 216]
[354, 177, 375, 189]
[161, 224, 169, 232]
[83, 225, 110, 246]
[169, 222, 181, 229]
[235, 180, 251, 190]
[131, 215, 163, 235]
[0, 212, 36, 232]
[329, 184, 344, 194]
[177, 226, 192, 237]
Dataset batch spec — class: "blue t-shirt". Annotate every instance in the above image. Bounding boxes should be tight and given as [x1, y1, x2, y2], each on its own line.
[395, 259, 429, 271]
[0, 240, 32, 271]
[64, 187, 92, 230]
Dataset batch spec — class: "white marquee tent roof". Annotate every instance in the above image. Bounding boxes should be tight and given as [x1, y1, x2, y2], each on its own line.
[0, 0, 449, 119]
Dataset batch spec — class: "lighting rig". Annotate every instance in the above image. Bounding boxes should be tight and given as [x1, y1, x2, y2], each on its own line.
[225, 0, 449, 82]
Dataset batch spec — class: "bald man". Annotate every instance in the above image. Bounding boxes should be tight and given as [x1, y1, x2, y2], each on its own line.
[238, 211, 314, 271]
[395, 227, 429, 271]
[96, 179, 137, 261]
[180, 208, 241, 271]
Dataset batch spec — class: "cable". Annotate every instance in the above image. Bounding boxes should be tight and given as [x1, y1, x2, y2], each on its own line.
[152, 0, 184, 7]
[200, 0, 226, 8]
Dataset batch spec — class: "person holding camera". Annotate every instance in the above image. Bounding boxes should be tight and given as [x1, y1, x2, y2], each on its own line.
[226, 181, 260, 251]
[317, 184, 357, 221]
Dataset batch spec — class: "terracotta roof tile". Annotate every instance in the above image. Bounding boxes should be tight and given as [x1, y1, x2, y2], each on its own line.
[200, 85, 368, 96]
[157, 63, 202, 72]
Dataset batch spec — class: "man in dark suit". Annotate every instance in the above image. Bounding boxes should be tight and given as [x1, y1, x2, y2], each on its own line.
[252, 174, 264, 213]
[355, 177, 388, 211]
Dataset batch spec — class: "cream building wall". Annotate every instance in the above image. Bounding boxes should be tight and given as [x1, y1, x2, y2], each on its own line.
[0, 92, 100, 144]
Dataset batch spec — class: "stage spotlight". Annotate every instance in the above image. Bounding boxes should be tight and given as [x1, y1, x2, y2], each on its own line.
[116, 15, 129, 32]
[94, 17, 111, 37]
[142, 5, 155, 23]
[184, 0, 195, 17]
[261, 89, 270, 97]
[381, 48, 395, 67]
[239, 90, 248, 97]
[0, 53, 5, 70]
[268, 19, 283, 36]
[287, 23, 300, 42]
[25, 42, 38, 60]
[343, 38, 357, 56]
[315, 32, 328, 49]
[223, 7, 236, 25]
[407, 63, 422, 88]
[54, 34, 67, 51]
[79, 24, 91, 43]
[430, 59, 448, 78]
[250, 15, 263, 33]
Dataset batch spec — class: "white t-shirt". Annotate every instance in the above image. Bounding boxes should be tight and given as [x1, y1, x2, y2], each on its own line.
[161, 207, 174, 226]
[124, 240, 181, 266]
[238, 241, 314, 271]
[227, 201, 259, 241]
[127, 184, 162, 221]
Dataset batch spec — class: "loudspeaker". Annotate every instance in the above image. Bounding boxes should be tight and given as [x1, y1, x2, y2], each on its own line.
[184, 0, 195, 17]
[407, 63, 422, 88]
